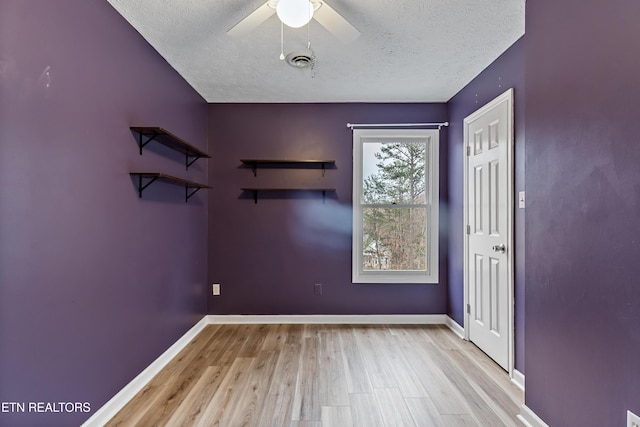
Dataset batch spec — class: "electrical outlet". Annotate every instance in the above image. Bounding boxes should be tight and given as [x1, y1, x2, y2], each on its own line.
[629, 410, 640, 427]
[314, 283, 322, 296]
[212, 284, 221, 296]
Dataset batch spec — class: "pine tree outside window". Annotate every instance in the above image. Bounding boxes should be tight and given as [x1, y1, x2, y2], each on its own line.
[352, 129, 439, 283]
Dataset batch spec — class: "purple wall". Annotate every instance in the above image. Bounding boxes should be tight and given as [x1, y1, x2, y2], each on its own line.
[0, 1, 208, 426]
[446, 38, 525, 372]
[207, 103, 448, 315]
[525, 0, 640, 425]
[5, 0, 637, 425]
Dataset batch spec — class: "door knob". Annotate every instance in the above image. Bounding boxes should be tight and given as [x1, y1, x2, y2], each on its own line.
[492, 244, 506, 253]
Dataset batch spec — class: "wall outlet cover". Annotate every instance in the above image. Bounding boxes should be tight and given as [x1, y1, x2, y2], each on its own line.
[628, 410, 640, 427]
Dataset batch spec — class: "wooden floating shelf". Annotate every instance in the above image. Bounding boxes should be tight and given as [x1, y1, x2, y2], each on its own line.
[131, 172, 211, 203]
[241, 188, 336, 204]
[131, 127, 211, 170]
[240, 159, 336, 176]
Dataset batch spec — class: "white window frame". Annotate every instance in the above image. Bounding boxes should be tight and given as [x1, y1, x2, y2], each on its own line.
[352, 128, 439, 284]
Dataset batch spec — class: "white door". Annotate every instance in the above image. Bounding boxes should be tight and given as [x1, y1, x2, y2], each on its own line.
[464, 89, 514, 372]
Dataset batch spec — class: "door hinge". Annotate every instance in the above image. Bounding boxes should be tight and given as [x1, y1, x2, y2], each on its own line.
[466, 146, 471, 156]
[466, 304, 471, 314]
[466, 225, 471, 235]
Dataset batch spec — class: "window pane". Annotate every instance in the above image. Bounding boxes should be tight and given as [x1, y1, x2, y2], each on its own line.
[362, 141, 427, 204]
[362, 207, 427, 271]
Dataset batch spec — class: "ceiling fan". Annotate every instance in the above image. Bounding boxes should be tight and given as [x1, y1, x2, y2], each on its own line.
[227, 0, 360, 43]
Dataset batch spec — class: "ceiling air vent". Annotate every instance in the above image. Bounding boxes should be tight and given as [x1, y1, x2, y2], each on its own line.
[285, 51, 315, 69]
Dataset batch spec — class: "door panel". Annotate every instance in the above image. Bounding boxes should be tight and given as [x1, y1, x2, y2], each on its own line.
[474, 166, 483, 234]
[490, 256, 500, 333]
[489, 160, 500, 235]
[474, 254, 484, 324]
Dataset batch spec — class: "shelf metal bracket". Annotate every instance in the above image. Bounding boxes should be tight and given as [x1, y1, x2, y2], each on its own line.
[186, 186, 202, 202]
[137, 132, 159, 155]
[136, 175, 159, 198]
[186, 154, 201, 170]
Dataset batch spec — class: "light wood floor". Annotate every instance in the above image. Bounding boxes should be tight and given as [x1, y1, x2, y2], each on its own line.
[106, 324, 523, 427]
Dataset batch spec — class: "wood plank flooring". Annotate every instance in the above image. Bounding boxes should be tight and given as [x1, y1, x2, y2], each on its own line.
[105, 324, 523, 427]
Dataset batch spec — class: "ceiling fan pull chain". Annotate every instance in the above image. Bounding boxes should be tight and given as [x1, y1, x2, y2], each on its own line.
[279, 21, 285, 60]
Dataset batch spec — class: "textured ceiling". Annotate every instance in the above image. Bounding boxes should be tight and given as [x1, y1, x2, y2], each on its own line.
[106, 0, 525, 103]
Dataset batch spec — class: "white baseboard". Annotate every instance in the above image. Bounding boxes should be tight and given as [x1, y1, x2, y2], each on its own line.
[206, 314, 447, 324]
[444, 315, 465, 339]
[511, 369, 525, 391]
[517, 404, 549, 427]
[81, 316, 209, 427]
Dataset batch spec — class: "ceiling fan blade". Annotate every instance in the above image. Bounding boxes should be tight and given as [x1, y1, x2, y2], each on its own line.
[313, 1, 360, 43]
[227, 2, 275, 37]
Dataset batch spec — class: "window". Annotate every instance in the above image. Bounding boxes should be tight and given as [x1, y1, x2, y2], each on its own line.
[352, 129, 439, 283]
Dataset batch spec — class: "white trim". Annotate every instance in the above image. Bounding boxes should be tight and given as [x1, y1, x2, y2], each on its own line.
[206, 314, 447, 324]
[463, 88, 515, 376]
[517, 404, 549, 427]
[81, 316, 209, 427]
[445, 315, 465, 339]
[511, 369, 525, 391]
[351, 128, 439, 284]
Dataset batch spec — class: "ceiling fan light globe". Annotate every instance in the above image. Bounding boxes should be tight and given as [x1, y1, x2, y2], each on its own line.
[276, 0, 314, 28]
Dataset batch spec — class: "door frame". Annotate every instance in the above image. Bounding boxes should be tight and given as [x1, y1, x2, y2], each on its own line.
[463, 88, 515, 377]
